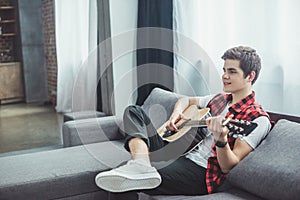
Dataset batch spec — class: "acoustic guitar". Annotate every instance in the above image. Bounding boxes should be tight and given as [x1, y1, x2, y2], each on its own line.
[157, 105, 257, 155]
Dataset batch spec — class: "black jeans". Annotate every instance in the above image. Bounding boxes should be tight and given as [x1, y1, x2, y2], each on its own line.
[109, 105, 208, 199]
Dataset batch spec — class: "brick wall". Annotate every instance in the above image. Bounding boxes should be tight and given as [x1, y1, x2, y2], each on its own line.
[41, 0, 57, 106]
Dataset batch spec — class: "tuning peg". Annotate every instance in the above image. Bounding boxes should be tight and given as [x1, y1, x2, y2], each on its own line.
[238, 135, 245, 140]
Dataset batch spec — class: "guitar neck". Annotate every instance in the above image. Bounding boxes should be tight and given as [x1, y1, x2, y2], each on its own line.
[179, 119, 207, 129]
[159, 106, 258, 145]
[180, 117, 232, 129]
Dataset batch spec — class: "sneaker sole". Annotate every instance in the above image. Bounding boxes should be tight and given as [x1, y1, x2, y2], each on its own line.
[95, 174, 161, 193]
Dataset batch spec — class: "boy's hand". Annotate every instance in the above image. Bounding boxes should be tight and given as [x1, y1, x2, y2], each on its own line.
[165, 112, 181, 132]
[165, 111, 190, 132]
[206, 114, 234, 141]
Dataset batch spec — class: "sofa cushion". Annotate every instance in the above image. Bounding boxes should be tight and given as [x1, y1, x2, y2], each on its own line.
[0, 141, 130, 199]
[63, 116, 123, 147]
[63, 111, 106, 122]
[138, 188, 263, 200]
[227, 119, 300, 200]
[141, 88, 185, 129]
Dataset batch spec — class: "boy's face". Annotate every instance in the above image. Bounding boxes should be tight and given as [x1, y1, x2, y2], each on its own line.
[222, 59, 251, 94]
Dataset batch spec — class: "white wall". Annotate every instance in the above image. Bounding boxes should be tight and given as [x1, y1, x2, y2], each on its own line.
[109, 0, 138, 117]
[173, 0, 300, 116]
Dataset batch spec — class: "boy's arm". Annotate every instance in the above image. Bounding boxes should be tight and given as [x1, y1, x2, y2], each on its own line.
[206, 115, 271, 173]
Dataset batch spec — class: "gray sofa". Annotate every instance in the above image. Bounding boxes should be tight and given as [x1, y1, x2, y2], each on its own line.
[0, 88, 299, 200]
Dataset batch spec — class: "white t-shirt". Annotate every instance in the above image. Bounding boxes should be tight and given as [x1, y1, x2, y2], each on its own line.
[185, 94, 271, 168]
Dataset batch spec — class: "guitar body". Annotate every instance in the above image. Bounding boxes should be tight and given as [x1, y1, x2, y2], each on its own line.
[157, 106, 210, 155]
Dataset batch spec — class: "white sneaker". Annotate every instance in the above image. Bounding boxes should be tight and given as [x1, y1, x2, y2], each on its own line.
[95, 159, 162, 192]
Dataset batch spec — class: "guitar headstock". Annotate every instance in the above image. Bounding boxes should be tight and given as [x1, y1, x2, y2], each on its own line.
[225, 119, 258, 140]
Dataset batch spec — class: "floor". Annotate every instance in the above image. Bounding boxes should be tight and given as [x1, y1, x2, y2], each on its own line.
[0, 102, 63, 156]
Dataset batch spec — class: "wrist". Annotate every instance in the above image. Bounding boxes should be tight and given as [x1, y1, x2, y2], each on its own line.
[214, 135, 227, 143]
[214, 136, 228, 148]
[214, 139, 228, 148]
[171, 110, 181, 118]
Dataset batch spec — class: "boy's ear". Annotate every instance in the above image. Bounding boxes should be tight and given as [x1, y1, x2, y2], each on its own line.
[247, 71, 256, 83]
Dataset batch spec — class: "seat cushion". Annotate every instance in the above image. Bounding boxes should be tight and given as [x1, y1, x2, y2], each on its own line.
[0, 141, 130, 199]
[227, 119, 300, 200]
[138, 188, 263, 200]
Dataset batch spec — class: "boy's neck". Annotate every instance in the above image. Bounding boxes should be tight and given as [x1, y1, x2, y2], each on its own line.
[229, 88, 253, 106]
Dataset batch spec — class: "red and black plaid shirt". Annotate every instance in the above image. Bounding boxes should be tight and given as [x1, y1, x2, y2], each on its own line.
[205, 91, 270, 193]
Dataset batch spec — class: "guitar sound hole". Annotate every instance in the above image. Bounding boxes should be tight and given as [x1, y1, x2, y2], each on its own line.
[163, 130, 176, 138]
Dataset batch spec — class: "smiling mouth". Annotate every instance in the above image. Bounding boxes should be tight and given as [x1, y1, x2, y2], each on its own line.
[223, 82, 231, 86]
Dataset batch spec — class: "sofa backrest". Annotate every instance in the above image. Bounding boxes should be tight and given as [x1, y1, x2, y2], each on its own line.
[268, 111, 300, 124]
[141, 88, 185, 129]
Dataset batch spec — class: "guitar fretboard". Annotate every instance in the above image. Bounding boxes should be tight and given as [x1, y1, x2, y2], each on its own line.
[178, 120, 207, 129]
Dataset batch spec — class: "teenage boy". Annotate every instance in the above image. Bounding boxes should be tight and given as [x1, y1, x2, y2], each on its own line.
[95, 46, 271, 199]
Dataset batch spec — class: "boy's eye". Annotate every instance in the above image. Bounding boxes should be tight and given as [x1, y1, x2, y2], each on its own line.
[223, 67, 238, 73]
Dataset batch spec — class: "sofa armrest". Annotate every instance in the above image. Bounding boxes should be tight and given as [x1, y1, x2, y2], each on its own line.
[62, 116, 124, 147]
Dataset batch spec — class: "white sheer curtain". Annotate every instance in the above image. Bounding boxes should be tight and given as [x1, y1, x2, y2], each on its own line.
[173, 0, 300, 116]
[55, 0, 97, 112]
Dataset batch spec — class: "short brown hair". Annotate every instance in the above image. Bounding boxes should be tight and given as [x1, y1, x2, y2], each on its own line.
[221, 46, 261, 84]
